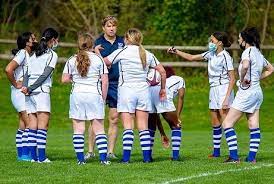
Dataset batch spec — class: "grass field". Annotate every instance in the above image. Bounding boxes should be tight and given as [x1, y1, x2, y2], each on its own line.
[0, 61, 274, 184]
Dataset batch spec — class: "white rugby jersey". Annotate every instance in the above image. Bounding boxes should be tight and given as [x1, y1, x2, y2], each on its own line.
[202, 49, 234, 87]
[106, 45, 160, 87]
[63, 51, 108, 94]
[239, 46, 269, 87]
[28, 49, 58, 92]
[12, 49, 29, 82]
[166, 75, 185, 99]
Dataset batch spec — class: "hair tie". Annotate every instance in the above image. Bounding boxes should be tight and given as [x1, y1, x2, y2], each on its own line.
[41, 37, 46, 41]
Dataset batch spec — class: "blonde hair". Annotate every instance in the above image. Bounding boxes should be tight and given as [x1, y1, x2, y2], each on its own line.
[76, 33, 94, 77]
[125, 28, 146, 69]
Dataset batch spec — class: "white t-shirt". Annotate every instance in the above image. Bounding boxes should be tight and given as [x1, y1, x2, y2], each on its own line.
[12, 49, 29, 82]
[28, 49, 58, 92]
[63, 51, 108, 94]
[106, 45, 160, 87]
[239, 46, 270, 87]
[202, 49, 234, 87]
[166, 75, 185, 99]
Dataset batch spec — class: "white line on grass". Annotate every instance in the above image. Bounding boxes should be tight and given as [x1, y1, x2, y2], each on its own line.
[161, 163, 274, 184]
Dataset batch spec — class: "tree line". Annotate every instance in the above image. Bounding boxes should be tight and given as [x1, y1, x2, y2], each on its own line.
[0, 0, 273, 46]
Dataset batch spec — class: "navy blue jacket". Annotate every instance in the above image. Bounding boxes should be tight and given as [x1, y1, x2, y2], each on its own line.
[94, 34, 124, 84]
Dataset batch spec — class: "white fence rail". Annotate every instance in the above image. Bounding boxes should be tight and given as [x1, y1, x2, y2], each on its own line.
[1, 39, 273, 67]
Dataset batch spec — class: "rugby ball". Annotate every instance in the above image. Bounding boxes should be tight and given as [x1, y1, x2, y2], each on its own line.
[147, 68, 161, 86]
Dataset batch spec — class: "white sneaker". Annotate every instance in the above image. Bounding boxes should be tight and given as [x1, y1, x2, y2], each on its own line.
[38, 158, 51, 163]
[31, 159, 38, 163]
[84, 152, 95, 161]
[77, 161, 86, 165]
[100, 160, 111, 165]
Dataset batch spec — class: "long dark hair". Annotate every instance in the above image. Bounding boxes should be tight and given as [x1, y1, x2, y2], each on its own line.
[11, 32, 32, 55]
[212, 31, 231, 47]
[35, 28, 59, 56]
[240, 27, 261, 50]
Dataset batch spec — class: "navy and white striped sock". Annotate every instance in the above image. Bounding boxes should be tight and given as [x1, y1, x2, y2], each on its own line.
[247, 128, 261, 161]
[171, 128, 182, 160]
[224, 128, 238, 160]
[73, 134, 85, 162]
[21, 128, 29, 156]
[212, 125, 222, 157]
[28, 129, 37, 160]
[122, 129, 134, 162]
[139, 130, 151, 162]
[95, 134, 108, 161]
[16, 129, 24, 158]
[148, 129, 155, 159]
[37, 129, 48, 162]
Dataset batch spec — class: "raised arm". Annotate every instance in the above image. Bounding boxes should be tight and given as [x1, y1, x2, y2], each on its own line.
[167, 47, 204, 61]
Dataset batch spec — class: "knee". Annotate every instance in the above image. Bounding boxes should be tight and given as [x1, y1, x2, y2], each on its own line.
[74, 126, 85, 134]
[248, 120, 259, 129]
[109, 113, 119, 125]
[222, 119, 231, 130]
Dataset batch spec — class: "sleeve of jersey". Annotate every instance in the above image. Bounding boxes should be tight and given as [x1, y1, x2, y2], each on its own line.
[63, 58, 72, 74]
[149, 53, 160, 68]
[99, 56, 109, 75]
[13, 50, 26, 65]
[48, 52, 58, 69]
[226, 55, 234, 71]
[106, 49, 122, 64]
[241, 49, 250, 61]
[179, 77, 186, 89]
[201, 51, 211, 61]
[263, 57, 270, 67]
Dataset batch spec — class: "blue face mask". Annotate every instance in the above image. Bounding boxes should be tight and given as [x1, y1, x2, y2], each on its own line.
[208, 42, 217, 52]
[52, 41, 58, 50]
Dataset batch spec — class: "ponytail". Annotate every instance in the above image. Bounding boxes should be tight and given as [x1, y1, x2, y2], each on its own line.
[76, 50, 90, 77]
[76, 33, 94, 77]
[139, 44, 146, 69]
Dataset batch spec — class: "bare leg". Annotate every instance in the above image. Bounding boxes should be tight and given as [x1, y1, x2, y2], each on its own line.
[107, 108, 119, 155]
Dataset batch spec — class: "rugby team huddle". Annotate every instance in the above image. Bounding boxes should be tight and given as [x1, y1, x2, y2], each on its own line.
[5, 16, 273, 165]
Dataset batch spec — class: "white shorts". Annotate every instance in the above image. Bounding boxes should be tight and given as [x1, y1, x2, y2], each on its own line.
[209, 83, 234, 109]
[231, 87, 263, 113]
[149, 86, 175, 113]
[11, 86, 26, 112]
[26, 92, 51, 113]
[117, 86, 152, 113]
[69, 92, 105, 120]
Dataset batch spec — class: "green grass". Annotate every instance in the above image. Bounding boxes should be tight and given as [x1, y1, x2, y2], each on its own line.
[0, 61, 274, 184]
